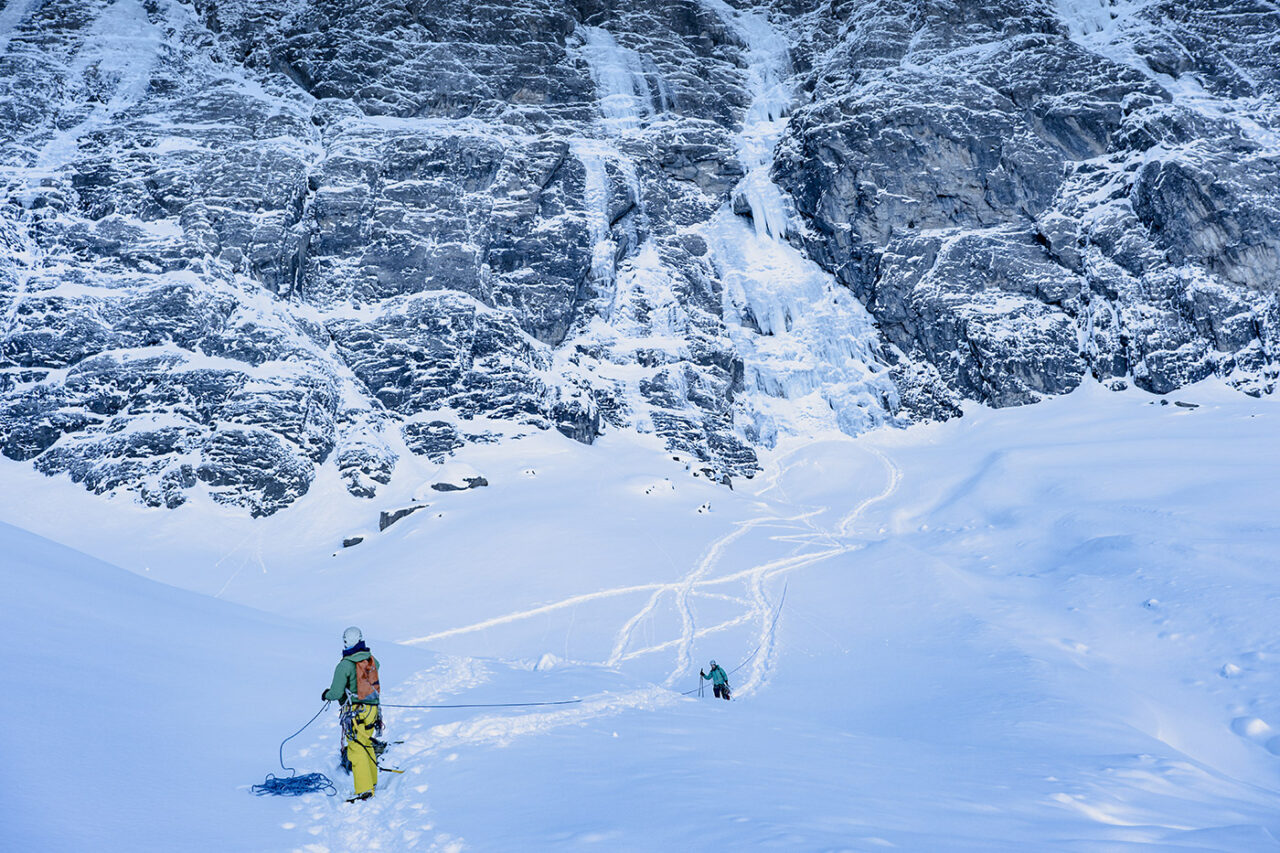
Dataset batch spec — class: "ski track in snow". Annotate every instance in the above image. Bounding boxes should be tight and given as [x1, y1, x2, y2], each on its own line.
[662, 512, 790, 684]
[307, 438, 903, 850]
[838, 445, 902, 537]
[1, 0, 1274, 845]
[411, 440, 898, 689]
[300, 673, 675, 851]
[15, 387, 1280, 850]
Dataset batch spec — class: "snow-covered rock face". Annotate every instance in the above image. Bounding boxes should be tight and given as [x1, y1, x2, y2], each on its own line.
[1, 0, 1276, 514]
[775, 0, 1280, 407]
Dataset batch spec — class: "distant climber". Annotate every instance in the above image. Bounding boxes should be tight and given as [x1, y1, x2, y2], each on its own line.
[323, 626, 381, 801]
[700, 659, 731, 701]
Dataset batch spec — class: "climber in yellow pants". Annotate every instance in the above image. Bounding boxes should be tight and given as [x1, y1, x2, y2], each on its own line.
[342, 702, 380, 799]
[323, 626, 382, 801]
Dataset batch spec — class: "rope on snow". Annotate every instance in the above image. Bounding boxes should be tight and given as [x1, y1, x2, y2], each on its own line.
[252, 702, 338, 797]
[379, 699, 582, 709]
[253, 696, 584, 796]
[255, 581, 787, 796]
[681, 579, 789, 696]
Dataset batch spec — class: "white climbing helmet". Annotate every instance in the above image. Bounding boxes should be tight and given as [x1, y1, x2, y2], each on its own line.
[709, 659, 717, 668]
[343, 626, 363, 649]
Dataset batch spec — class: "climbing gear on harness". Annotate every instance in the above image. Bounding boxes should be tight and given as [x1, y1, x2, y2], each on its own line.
[257, 693, 584, 796]
[339, 699, 380, 798]
[340, 735, 391, 774]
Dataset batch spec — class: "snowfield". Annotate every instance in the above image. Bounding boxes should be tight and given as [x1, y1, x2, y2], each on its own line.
[6, 380, 1280, 851]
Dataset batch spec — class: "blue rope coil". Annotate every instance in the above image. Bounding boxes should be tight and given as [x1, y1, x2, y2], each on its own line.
[253, 701, 338, 797]
[252, 771, 337, 797]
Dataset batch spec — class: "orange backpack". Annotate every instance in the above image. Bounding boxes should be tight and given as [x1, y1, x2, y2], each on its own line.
[354, 656, 380, 703]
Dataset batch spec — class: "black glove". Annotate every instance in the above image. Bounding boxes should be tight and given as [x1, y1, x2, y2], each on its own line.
[321, 688, 329, 702]
[700, 669, 705, 677]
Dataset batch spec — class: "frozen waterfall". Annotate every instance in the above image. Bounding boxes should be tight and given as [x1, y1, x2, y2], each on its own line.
[700, 0, 898, 444]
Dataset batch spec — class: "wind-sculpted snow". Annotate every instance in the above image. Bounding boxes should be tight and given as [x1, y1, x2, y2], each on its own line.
[0, 0, 1276, 514]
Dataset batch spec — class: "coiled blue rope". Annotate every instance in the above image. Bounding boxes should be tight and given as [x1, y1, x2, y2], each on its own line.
[252, 702, 338, 797]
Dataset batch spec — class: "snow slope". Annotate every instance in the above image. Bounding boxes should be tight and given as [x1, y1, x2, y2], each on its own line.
[6, 380, 1280, 850]
[5, 522, 331, 850]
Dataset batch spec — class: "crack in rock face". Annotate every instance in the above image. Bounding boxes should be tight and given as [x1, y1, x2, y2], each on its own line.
[0, 0, 1276, 514]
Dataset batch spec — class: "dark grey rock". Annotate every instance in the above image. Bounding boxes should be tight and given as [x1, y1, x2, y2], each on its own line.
[429, 476, 488, 492]
[334, 414, 397, 499]
[402, 421, 464, 462]
[379, 504, 427, 532]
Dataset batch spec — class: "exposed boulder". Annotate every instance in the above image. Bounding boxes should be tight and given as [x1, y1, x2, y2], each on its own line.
[418, 462, 490, 494]
[379, 504, 427, 532]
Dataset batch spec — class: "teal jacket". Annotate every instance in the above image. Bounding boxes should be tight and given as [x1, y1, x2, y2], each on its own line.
[701, 665, 728, 686]
[324, 649, 379, 705]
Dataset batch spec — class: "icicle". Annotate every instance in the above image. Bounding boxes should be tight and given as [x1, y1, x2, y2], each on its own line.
[738, 170, 790, 240]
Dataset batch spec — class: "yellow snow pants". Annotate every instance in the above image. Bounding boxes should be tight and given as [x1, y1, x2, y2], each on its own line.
[343, 703, 379, 797]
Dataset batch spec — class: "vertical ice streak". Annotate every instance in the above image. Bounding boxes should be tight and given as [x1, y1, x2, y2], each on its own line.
[700, 0, 898, 443]
[703, 0, 794, 240]
[569, 138, 617, 290]
[1054, 0, 1120, 37]
[573, 24, 654, 291]
[569, 25, 682, 438]
[34, 0, 166, 174]
[580, 26, 658, 133]
[0, 0, 40, 59]
[0, 214, 39, 346]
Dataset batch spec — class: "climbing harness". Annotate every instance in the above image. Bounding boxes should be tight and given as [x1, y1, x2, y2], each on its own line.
[252, 702, 338, 797]
[338, 701, 385, 772]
